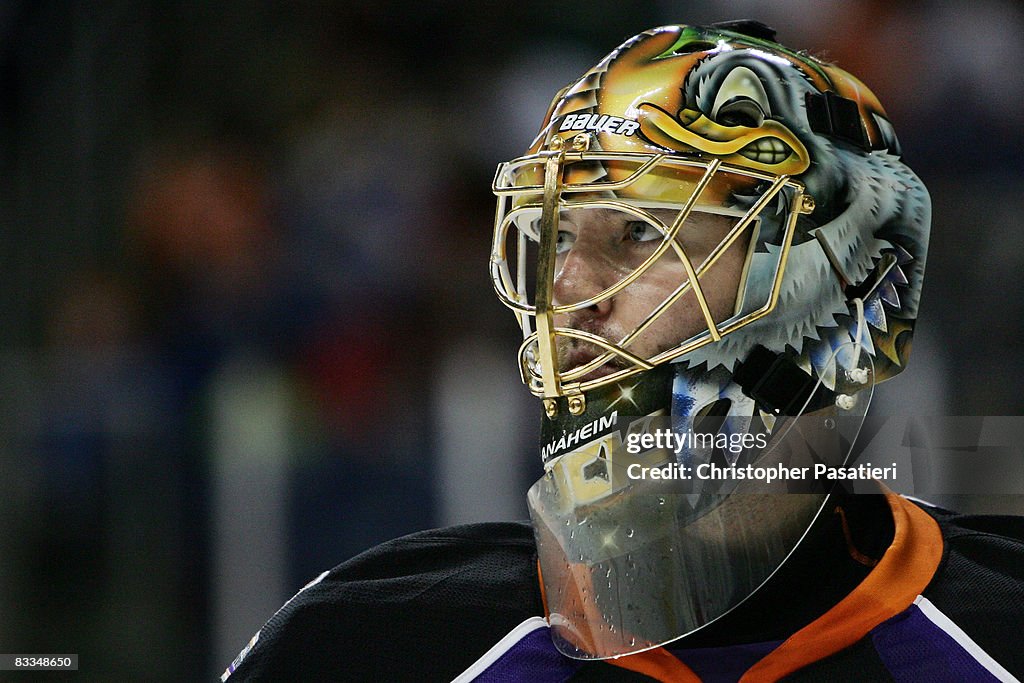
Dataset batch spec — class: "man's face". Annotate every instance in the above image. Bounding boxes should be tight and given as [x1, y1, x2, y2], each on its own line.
[551, 206, 750, 380]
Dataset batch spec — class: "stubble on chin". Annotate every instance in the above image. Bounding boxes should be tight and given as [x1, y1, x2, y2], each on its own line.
[553, 313, 651, 375]
[553, 315, 700, 375]
[553, 316, 624, 374]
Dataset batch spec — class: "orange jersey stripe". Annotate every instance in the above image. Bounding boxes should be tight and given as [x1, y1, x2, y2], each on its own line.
[739, 493, 943, 681]
[604, 493, 942, 682]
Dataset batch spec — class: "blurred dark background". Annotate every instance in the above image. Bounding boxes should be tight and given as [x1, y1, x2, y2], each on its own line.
[2, 1, 1023, 679]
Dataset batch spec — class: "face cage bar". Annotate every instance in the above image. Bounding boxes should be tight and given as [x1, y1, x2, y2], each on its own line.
[490, 149, 813, 403]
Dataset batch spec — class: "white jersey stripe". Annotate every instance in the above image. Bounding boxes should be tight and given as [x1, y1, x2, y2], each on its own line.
[914, 596, 1021, 683]
[451, 616, 549, 682]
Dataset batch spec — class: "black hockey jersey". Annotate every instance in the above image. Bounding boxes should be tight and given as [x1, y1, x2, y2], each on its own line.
[222, 494, 1024, 681]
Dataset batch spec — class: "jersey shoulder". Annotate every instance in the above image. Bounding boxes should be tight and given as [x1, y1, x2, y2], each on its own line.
[224, 522, 543, 682]
[918, 501, 1024, 674]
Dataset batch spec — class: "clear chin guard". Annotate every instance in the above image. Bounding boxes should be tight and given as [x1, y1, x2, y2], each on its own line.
[528, 342, 874, 659]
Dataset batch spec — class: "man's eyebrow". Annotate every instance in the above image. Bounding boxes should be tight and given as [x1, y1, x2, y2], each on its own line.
[560, 206, 730, 227]
[559, 207, 627, 223]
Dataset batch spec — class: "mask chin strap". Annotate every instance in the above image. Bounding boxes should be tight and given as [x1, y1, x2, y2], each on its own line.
[733, 296, 870, 416]
[840, 297, 871, 406]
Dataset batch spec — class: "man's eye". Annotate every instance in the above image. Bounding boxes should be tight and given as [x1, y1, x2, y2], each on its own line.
[555, 230, 576, 254]
[626, 221, 661, 243]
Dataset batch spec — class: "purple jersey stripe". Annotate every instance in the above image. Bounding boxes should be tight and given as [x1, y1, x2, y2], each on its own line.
[872, 604, 1002, 683]
[472, 626, 582, 682]
[669, 640, 781, 683]
[453, 617, 583, 683]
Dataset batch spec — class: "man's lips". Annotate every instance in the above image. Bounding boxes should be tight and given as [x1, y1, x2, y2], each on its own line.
[558, 345, 624, 381]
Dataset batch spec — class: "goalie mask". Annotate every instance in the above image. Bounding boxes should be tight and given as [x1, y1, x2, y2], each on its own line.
[490, 22, 930, 658]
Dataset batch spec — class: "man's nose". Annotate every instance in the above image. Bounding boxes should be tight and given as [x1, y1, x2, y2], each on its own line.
[551, 242, 614, 317]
